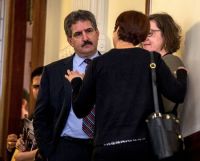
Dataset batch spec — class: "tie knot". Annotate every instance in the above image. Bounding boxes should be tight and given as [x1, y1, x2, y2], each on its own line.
[84, 59, 91, 65]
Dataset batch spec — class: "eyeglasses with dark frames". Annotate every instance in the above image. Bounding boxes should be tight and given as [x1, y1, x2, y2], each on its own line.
[148, 29, 161, 37]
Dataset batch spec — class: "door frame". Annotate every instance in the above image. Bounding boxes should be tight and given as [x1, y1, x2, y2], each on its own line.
[1, 0, 46, 159]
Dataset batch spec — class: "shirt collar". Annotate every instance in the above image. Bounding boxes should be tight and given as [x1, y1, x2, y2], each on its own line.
[74, 51, 99, 66]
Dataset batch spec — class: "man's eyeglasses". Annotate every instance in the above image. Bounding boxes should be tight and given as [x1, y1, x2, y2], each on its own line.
[148, 29, 160, 37]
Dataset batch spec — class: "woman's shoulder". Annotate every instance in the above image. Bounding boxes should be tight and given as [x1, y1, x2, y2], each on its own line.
[162, 54, 184, 67]
[162, 54, 185, 75]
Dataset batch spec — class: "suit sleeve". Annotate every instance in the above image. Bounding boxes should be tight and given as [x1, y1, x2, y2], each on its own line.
[33, 67, 54, 158]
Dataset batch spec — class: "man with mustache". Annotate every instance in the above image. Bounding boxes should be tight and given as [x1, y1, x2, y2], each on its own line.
[33, 10, 100, 161]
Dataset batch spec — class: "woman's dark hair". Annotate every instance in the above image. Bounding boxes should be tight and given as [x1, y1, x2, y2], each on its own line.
[64, 10, 97, 38]
[114, 10, 150, 46]
[149, 13, 181, 54]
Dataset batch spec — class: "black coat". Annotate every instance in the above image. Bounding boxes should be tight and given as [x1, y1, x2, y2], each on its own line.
[71, 48, 187, 147]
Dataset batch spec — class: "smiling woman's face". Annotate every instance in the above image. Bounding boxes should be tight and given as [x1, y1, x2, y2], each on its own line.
[142, 20, 167, 56]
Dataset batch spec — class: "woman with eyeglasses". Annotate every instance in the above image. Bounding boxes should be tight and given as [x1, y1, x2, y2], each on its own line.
[142, 12, 185, 113]
[142, 13, 182, 57]
[142, 13, 188, 161]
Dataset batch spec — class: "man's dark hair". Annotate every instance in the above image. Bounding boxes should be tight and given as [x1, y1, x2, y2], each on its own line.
[31, 66, 44, 82]
[64, 10, 97, 37]
[22, 88, 30, 102]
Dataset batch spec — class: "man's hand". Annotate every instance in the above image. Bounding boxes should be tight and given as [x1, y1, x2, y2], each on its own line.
[7, 134, 18, 152]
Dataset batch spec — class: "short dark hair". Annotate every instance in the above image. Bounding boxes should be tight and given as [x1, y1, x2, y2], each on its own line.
[31, 66, 44, 82]
[114, 10, 150, 46]
[64, 10, 97, 37]
[149, 13, 181, 54]
[22, 88, 29, 102]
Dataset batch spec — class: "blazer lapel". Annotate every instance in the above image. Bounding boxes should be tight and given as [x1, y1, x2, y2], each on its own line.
[53, 54, 74, 140]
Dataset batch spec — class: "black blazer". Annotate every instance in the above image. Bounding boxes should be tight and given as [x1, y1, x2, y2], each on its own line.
[71, 48, 187, 147]
[33, 55, 74, 157]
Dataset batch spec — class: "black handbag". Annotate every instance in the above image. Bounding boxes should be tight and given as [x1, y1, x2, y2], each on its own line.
[146, 53, 184, 160]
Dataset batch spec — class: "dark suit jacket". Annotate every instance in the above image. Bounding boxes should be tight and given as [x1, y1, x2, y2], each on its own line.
[33, 55, 74, 157]
[71, 48, 187, 147]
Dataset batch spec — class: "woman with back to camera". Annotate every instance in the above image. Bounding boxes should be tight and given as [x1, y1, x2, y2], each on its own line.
[66, 10, 187, 161]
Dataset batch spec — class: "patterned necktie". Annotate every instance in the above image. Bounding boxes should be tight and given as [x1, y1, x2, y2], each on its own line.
[82, 59, 95, 138]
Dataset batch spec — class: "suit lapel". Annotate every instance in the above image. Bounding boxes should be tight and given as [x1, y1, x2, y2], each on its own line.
[53, 52, 101, 140]
[54, 54, 74, 139]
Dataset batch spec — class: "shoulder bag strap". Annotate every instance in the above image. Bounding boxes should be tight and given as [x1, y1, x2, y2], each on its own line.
[150, 52, 160, 113]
